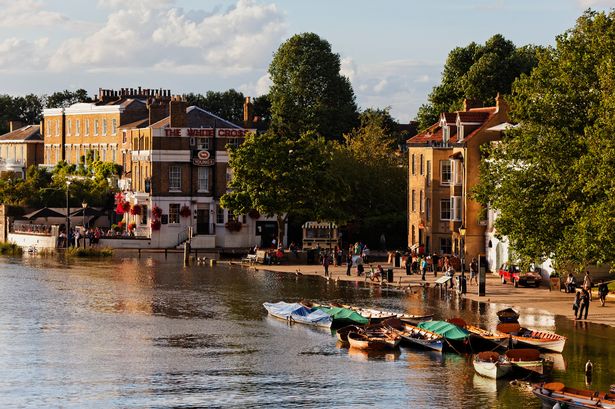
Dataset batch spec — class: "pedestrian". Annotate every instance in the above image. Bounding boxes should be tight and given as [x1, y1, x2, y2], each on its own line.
[362, 245, 370, 264]
[432, 253, 440, 277]
[572, 291, 580, 318]
[405, 255, 412, 276]
[357, 263, 364, 277]
[470, 257, 478, 285]
[577, 287, 590, 320]
[447, 264, 455, 289]
[346, 254, 352, 276]
[421, 257, 427, 281]
[583, 271, 593, 301]
[322, 252, 330, 277]
[598, 280, 608, 307]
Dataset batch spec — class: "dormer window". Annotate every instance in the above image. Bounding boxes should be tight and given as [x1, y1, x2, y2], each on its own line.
[458, 125, 464, 142]
[443, 126, 450, 144]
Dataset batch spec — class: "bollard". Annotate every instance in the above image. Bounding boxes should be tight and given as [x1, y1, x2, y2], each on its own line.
[210, 259, 217, 267]
[183, 242, 190, 266]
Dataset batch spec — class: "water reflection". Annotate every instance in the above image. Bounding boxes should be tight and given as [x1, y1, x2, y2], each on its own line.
[0, 255, 613, 408]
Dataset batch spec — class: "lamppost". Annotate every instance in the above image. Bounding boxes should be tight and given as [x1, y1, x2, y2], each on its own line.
[65, 180, 71, 248]
[82, 201, 88, 248]
[459, 225, 466, 276]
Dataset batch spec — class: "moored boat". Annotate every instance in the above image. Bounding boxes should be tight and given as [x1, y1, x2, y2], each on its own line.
[385, 319, 444, 352]
[505, 348, 552, 376]
[533, 382, 615, 409]
[314, 306, 369, 328]
[497, 323, 567, 353]
[448, 318, 510, 351]
[473, 351, 513, 379]
[347, 330, 401, 350]
[263, 301, 333, 328]
[336, 325, 364, 343]
[338, 304, 433, 325]
[497, 308, 520, 323]
[417, 320, 471, 353]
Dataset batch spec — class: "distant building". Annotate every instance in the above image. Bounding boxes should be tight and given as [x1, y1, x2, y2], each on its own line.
[0, 121, 43, 178]
[406, 95, 509, 268]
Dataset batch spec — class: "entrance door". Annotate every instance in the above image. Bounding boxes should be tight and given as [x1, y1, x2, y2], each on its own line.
[196, 209, 209, 235]
[257, 221, 278, 248]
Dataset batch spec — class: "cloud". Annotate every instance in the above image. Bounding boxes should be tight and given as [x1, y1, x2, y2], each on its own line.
[0, 37, 48, 71]
[238, 73, 272, 97]
[0, 0, 68, 27]
[577, 0, 615, 6]
[48, 0, 286, 73]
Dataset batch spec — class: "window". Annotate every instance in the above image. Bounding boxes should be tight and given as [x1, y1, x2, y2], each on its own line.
[451, 196, 462, 221]
[440, 198, 451, 220]
[411, 225, 416, 245]
[112, 149, 116, 163]
[112, 119, 117, 135]
[102, 119, 107, 136]
[420, 154, 424, 175]
[45, 147, 50, 164]
[94, 120, 99, 135]
[67, 119, 72, 136]
[419, 190, 424, 213]
[169, 166, 181, 191]
[227, 138, 241, 148]
[198, 167, 210, 192]
[85, 120, 90, 136]
[75, 120, 80, 136]
[55, 120, 59, 136]
[443, 126, 450, 144]
[46, 122, 50, 136]
[141, 205, 148, 225]
[411, 190, 415, 212]
[426, 160, 431, 186]
[169, 204, 180, 224]
[440, 238, 452, 254]
[122, 130, 127, 144]
[440, 160, 452, 185]
[452, 160, 463, 185]
[426, 198, 431, 221]
[101, 149, 106, 162]
[216, 205, 225, 224]
[411, 154, 415, 175]
[197, 138, 210, 150]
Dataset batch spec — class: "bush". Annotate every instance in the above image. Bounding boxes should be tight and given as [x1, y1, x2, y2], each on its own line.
[0, 242, 22, 255]
[66, 247, 112, 258]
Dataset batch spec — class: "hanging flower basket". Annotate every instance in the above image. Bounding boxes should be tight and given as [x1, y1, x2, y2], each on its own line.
[180, 205, 191, 218]
[115, 202, 125, 215]
[117, 221, 125, 229]
[121, 201, 131, 212]
[248, 209, 260, 219]
[225, 220, 242, 232]
[127, 222, 136, 231]
[130, 204, 142, 215]
[151, 219, 161, 231]
[152, 206, 162, 219]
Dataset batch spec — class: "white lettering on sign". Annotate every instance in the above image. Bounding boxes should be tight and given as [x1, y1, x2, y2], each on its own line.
[193, 158, 215, 166]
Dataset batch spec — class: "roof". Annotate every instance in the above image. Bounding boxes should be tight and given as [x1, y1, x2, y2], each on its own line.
[119, 118, 150, 130]
[0, 125, 42, 143]
[149, 106, 242, 129]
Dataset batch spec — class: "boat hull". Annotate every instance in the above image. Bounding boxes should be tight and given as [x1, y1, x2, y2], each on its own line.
[263, 302, 333, 328]
[347, 332, 400, 350]
[532, 387, 615, 409]
[512, 337, 566, 353]
[473, 360, 513, 379]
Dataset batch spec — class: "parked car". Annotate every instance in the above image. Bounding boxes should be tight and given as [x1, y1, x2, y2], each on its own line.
[498, 263, 541, 288]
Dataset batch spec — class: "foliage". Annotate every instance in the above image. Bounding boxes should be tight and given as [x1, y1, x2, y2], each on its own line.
[184, 89, 246, 125]
[65, 247, 112, 258]
[268, 32, 359, 141]
[415, 34, 540, 129]
[221, 129, 345, 244]
[224, 220, 242, 232]
[151, 219, 161, 231]
[0, 94, 44, 133]
[0, 242, 23, 256]
[45, 89, 89, 109]
[179, 205, 191, 218]
[474, 10, 615, 271]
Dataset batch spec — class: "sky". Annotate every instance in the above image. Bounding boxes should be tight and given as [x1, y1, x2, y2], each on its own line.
[0, 0, 614, 122]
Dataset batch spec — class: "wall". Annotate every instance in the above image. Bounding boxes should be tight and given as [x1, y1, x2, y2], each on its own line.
[8, 232, 57, 249]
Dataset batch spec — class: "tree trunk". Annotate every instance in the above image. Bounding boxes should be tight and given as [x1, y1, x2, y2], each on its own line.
[277, 214, 285, 248]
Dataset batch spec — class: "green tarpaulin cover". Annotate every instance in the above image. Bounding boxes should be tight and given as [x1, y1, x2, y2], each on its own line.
[417, 320, 469, 341]
[315, 306, 369, 325]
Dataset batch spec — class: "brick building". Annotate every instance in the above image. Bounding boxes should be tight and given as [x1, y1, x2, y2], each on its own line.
[406, 95, 509, 268]
[0, 121, 43, 178]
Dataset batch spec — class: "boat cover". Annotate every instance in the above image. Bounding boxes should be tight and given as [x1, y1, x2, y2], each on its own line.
[418, 320, 470, 341]
[263, 302, 333, 327]
[315, 306, 369, 325]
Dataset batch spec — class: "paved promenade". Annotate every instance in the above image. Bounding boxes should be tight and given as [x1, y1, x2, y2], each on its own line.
[237, 260, 614, 327]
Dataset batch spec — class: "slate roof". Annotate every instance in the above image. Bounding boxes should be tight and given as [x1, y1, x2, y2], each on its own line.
[0, 125, 42, 142]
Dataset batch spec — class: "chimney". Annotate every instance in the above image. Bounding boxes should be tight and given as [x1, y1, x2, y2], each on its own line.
[169, 96, 187, 128]
[463, 98, 481, 111]
[148, 98, 168, 125]
[495, 93, 509, 114]
[9, 120, 23, 132]
[243, 96, 254, 128]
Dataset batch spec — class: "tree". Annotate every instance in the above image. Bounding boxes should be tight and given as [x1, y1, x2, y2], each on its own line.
[45, 89, 89, 108]
[268, 33, 358, 140]
[415, 35, 540, 129]
[474, 10, 615, 270]
[220, 130, 344, 246]
[184, 89, 245, 124]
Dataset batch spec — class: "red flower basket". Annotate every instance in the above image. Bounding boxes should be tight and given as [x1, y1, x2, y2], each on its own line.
[151, 219, 161, 231]
[127, 222, 136, 231]
[115, 202, 125, 215]
[248, 209, 260, 219]
[117, 221, 125, 228]
[225, 220, 242, 232]
[180, 205, 191, 218]
[121, 201, 131, 212]
[130, 204, 142, 215]
[152, 206, 162, 219]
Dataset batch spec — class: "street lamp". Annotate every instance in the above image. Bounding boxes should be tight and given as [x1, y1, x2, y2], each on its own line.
[459, 225, 466, 275]
[65, 180, 71, 248]
[82, 201, 88, 248]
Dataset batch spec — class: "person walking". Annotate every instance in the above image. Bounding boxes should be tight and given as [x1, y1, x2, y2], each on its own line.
[420, 257, 427, 281]
[583, 271, 593, 301]
[346, 254, 352, 276]
[577, 287, 590, 320]
[322, 252, 330, 277]
[598, 280, 609, 307]
[572, 291, 581, 318]
[471, 258, 479, 284]
[447, 264, 455, 289]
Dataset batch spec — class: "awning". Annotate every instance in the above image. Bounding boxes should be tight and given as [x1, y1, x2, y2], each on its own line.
[302, 221, 337, 229]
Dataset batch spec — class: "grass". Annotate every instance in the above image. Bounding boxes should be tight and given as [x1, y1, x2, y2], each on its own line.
[65, 247, 113, 258]
[0, 242, 23, 255]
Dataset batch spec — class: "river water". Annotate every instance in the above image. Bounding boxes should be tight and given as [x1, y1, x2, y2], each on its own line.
[0, 254, 612, 408]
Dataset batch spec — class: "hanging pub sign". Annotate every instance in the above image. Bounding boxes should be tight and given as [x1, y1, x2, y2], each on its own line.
[192, 149, 214, 166]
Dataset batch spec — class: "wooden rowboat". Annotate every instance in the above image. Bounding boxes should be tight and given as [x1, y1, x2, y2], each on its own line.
[473, 351, 513, 379]
[347, 330, 401, 350]
[447, 318, 509, 351]
[497, 323, 566, 353]
[338, 304, 433, 325]
[505, 348, 552, 376]
[385, 319, 444, 352]
[533, 382, 615, 409]
[335, 325, 364, 343]
[497, 308, 520, 323]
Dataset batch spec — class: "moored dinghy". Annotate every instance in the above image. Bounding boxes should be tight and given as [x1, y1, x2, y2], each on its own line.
[337, 304, 433, 325]
[417, 320, 471, 353]
[505, 348, 552, 376]
[473, 351, 513, 379]
[263, 302, 333, 328]
[347, 330, 401, 350]
[385, 319, 444, 352]
[497, 308, 520, 323]
[448, 318, 510, 351]
[313, 306, 369, 328]
[497, 323, 567, 353]
[533, 382, 615, 409]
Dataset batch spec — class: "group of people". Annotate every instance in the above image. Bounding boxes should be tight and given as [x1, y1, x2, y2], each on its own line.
[57, 227, 103, 248]
[572, 271, 610, 320]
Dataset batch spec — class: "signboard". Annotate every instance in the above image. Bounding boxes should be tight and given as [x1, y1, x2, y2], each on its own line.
[192, 149, 214, 166]
[163, 128, 255, 137]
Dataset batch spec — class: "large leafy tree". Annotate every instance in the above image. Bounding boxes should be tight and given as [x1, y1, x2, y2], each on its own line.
[0, 94, 45, 133]
[45, 89, 89, 108]
[415, 34, 540, 129]
[184, 89, 245, 124]
[220, 130, 343, 246]
[268, 32, 359, 141]
[474, 10, 615, 270]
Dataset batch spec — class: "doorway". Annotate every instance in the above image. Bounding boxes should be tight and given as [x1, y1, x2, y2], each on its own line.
[196, 209, 210, 235]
